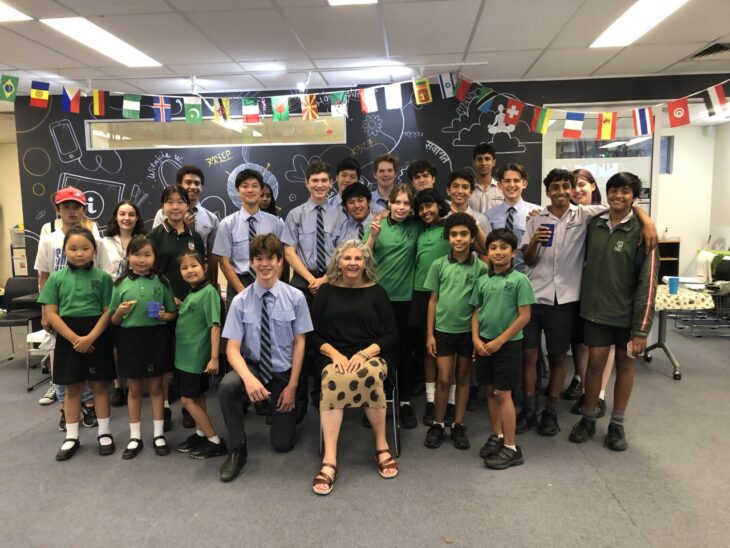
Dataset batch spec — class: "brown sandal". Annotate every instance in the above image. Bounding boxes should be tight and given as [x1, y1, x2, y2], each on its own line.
[312, 463, 338, 495]
[375, 449, 399, 479]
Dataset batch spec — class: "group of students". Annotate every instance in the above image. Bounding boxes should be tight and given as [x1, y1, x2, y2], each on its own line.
[33, 142, 659, 484]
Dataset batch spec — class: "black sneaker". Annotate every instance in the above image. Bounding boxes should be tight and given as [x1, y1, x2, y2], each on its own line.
[177, 433, 206, 453]
[182, 407, 195, 429]
[451, 423, 470, 450]
[444, 403, 455, 427]
[163, 407, 172, 432]
[515, 409, 537, 434]
[479, 434, 503, 459]
[58, 408, 66, 432]
[537, 409, 560, 436]
[81, 404, 97, 428]
[604, 423, 628, 451]
[110, 387, 125, 407]
[400, 404, 417, 429]
[423, 402, 435, 426]
[220, 443, 247, 482]
[190, 438, 228, 460]
[569, 417, 596, 443]
[424, 423, 445, 448]
[561, 378, 582, 400]
[596, 398, 607, 418]
[485, 445, 524, 470]
[571, 395, 605, 417]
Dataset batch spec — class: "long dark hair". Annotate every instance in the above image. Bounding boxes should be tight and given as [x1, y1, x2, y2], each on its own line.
[104, 200, 146, 237]
[260, 182, 280, 216]
[115, 235, 169, 287]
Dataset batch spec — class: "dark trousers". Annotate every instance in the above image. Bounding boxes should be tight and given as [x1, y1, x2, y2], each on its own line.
[218, 368, 297, 452]
[290, 271, 321, 411]
[391, 300, 414, 401]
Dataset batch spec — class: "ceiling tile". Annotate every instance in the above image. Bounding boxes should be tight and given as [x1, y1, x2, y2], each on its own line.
[8, 0, 75, 18]
[525, 48, 619, 79]
[638, 0, 730, 45]
[94, 66, 176, 78]
[121, 77, 201, 94]
[195, 74, 263, 92]
[241, 60, 315, 71]
[168, 63, 244, 76]
[50, 0, 174, 16]
[0, 28, 83, 69]
[167, 0, 272, 10]
[464, 50, 543, 80]
[661, 59, 730, 74]
[82, 79, 145, 93]
[55, 68, 112, 79]
[593, 43, 708, 76]
[550, 0, 636, 48]
[319, 70, 392, 87]
[254, 71, 327, 90]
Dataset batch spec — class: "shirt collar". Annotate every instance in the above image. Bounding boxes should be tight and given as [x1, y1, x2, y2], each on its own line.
[189, 280, 210, 293]
[253, 280, 281, 300]
[600, 210, 634, 229]
[488, 265, 514, 277]
[306, 199, 328, 212]
[128, 271, 155, 280]
[162, 219, 192, 236]
[68, 261, 94, 271]
[447, 251, 475, 265]
[351, 212, 372, 226]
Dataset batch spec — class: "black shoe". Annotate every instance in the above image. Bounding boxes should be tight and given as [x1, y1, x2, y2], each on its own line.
[181, 407, 195, 429]
[485, 445, 524, 470]
[444, 403, 455, 427]
[153, 435, 170, 456]
[97, 434, 115, 456]
[537, 409, 560, 437]
[467, 386, 480, 411]
[561, 378, 582, 400]
[59, 409, 66, 432]
[569, 417, 596, 443]
[515, 409, 537, 434]
[177, 433, 206, 453]
[110, 387, 125, 407]
[56, 439, 80, 461]
[399, 404, 417, 429]
[424, 423, 445, 448]
[604, 423, 628, 451]
[422, 402, 435, 426]
[451, 423, 470, 450]
[122, 438, 143, 460]
[596, 398, 607, 419]
[220, 444, 248, 482]
[163, 407, 172, 432]
[479, 434, 503, 459]
[81, 404, 97, 428]
[571, 395, 605, 417]
[190, 438, 228, 460]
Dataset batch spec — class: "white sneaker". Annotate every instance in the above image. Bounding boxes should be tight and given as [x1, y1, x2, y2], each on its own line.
[38, 383, 57, 405]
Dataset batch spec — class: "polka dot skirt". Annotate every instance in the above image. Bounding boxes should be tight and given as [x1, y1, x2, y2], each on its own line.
[319, 357, 388, 411]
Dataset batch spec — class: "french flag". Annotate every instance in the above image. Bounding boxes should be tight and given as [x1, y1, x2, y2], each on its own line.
[632, 107, 654, 136]
[562, 112, 585, 139]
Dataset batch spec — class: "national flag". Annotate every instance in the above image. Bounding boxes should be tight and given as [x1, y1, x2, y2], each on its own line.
[384, 83, 402, 110]
[30, 81, 50, 108]
[438, 73, 455, 99]
[272, 96, 289, 121]
[242, 98, 260, 123]
[530, 106, 552, 134]
[0, 74, 18, 102]
[503, 98, 524, 125]
[122, 94, 141, 119]
[596, 112, 617, 140]
[92, 89, 106, 116]
[214, 98, 229, 123]
[475, 87, 497, 113]
[258, 98, 269, 118]
[301, 94, 318, 120]
[330, 92, 347, 116]
[152, 96, 172, 123]
[62, 86, 80, 114]
[563, 112, 585, 138]
[454, 76, 472, 102]
[413, 78, 432, 105]
[359, 88, 377, 114]
[702, 84, 727, 117]
[667, 97, 690, 127]
[184, 97, 202, 124]
[632, 107, 654, 136]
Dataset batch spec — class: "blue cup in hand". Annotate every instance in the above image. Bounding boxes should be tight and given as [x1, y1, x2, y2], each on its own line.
[540, 223, 555, 247]
[147, 301, 162, 318]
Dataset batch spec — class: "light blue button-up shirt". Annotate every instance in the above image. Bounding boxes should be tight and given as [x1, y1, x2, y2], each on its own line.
[486, 199, 540, 272]
[281, 200, 346, 272]
[212, 209, 284, 274]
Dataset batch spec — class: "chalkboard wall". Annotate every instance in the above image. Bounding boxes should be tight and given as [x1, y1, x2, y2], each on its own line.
[15, 73, 726, 266]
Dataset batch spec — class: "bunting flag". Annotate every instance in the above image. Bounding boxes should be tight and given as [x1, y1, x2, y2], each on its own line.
[258, 97, 270, 118]
[563, 112, 585, 138]
[214, 98, 229, 123]
[438, 73, 455, 99]
[454, 76, 472, 102]
[62, 86, 80, 114]
[632, 107, 654, 136]
[667, 97, 690, 127]
[475, 87, 497, 113]
[92, 89, 106, 116]
[184, 96, 202, 124]
[301, 94, 318, 120]
[152, 96, 172, 123]
[384, 83, 403, 110]
[702, 83, 727, 117]
[242, 98, 260, 123]
[503, 98, 524, 125]
[597, 111, 617, 140]
[30, 81, 50, 108]
[359, 88, 377, 114]
[122, 94, 141, 119]
[272, 96, 289, 121]
[413, 78, 432, 105]
[530, 106, 552, 134]
[0, 74, 18, 102]
[330, 92, 347, 116]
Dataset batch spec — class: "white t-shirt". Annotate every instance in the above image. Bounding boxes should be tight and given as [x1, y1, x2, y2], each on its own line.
[40, 219, 101, 239]
[34, 229, 111, 275]
[100, 235, 127, 281]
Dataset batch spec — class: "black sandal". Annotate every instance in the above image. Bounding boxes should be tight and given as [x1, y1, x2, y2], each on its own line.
[153, 435, 170, 456]
[97, 434, 115, 456]
[122, 438, 143, 460]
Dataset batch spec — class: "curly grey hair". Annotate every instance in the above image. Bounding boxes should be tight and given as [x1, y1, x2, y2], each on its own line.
[326, 239, 378, 284]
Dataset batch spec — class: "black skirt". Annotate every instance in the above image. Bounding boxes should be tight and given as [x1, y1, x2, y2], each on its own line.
[117, 324, 173, 379]
[53, 316, 115, 384]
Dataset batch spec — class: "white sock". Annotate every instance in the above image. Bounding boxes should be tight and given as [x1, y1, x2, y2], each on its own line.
[208, 435, 221, 444]
[62, 422, 80, 450]
[97, 417, 112, 446]
[425, 382, 436, 403]
[434, 421, 445, 428]
[599, 390, 606, 400]
[128, 422, 141, 448]
[448, 385, 456, 405]
[153, 419, 164, 438]
[497, 434, 504, 439]
[574, 374, 581, 381]
[163, 400, 170, 409]
[196, 429, 205, 438]
[504, 443, 517, 451]
[400, 400, 411, 407]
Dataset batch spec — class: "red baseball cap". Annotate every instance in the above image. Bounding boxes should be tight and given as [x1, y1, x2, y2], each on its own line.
[55, 186, 86, 206]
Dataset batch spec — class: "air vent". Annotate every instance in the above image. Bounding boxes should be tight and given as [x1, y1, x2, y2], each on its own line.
[690, 43, 730, 61]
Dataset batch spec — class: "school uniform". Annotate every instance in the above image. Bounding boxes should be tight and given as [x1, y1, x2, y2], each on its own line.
[409, 222, 451, 328]
[486, 199, 540, 272]
[468, 181, 504, 214]
[446, 205, 492, 236]
[370, 189, 390, 214]
[37, 265, 114, 385]
[147, 221, 206, 300]
[153, 203, 219, 255]
[338, 212, 373, 242]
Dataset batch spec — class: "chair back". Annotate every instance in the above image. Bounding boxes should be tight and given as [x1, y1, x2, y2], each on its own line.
[4, 277, 40, 312]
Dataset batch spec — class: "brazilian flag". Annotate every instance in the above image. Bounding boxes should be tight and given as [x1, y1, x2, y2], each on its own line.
[0, 75, 19, 102]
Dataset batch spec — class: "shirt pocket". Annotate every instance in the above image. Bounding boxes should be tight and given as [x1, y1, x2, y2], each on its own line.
[299, 226, 317, 256]
[231, 237, 249, 263]
[271, 308, 295, 347]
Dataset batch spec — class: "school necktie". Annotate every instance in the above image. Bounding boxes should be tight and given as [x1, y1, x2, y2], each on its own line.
[259, 291, 273, 384]
[248, 216, 257, 240]
[357, 222, 364, 240]
[315, 206, 326, 274]
[505, 207, 515, 232]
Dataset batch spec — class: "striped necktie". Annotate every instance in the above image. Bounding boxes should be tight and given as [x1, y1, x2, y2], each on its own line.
[248, 216, 257, 240]
[259, 291, 272, 384]
[505, 207, 515, 232]
[315, 206, 326, 273]
[357, 222, 364, 240]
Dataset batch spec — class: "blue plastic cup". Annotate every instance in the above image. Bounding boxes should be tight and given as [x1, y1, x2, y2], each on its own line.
[147, 301, 162, 318]
[540, 223, 555, 247]
[667, 277, 680, 295]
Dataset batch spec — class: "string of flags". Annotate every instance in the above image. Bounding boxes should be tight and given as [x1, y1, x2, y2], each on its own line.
[0, 71, 728, 139]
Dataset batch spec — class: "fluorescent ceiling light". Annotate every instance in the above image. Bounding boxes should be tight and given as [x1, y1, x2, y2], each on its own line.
[626, 135, 653, 146]
[328, 0, 377, 6]
[246, 62, 287, 73]
[40, 17, 161, 67]
[344, 60, 412, 80]
[590, 0, 690, 48]
[599, 141, 628, 149]
[0, 2, 31, 22]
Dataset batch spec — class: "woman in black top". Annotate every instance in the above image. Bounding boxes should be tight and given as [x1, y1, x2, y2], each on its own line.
[310, 240, 399, 495]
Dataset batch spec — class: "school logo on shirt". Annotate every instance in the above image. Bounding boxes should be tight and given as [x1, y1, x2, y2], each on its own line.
[465, 274, 475, 286]
[91, 280, 101, 292]
[153, 287, 163, 300]
[503, 281, 514, 293]
[188, 242, 195, 251]
[613, 241, 625, 253]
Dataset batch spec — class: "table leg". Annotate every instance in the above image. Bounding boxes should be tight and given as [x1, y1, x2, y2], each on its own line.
[643, 311, 682, 380]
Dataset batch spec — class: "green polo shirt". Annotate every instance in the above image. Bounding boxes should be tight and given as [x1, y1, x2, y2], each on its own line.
[364, 216, 421, 301]
[424, 253, 488, 334]
[469, 269, 535, 341]
[109, 274, 177, 328]
[147, 221, 206, 300]
[414, 223, 451, 292]
[38, 265, 113, 317]
[175, 283, 221, 374]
